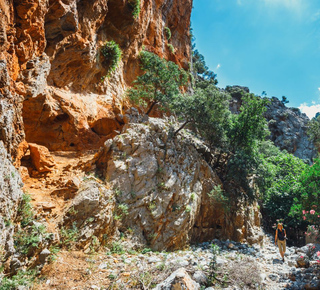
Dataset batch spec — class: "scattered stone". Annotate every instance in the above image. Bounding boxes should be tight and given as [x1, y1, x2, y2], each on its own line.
[193, 271, 208, 284]
[154, 268, 200, 290]
[39, 248, 51, 264]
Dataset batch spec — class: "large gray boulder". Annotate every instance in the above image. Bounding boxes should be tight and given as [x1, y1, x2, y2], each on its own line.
[61, 179, 115, 247]
[96, 117, 263, 250]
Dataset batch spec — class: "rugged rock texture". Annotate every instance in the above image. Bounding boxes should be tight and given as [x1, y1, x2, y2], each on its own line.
[29, 142, 56, 172]
[154, 268, 200, 290]
[227, 86, 316, 162]
[0, 141, 23, 259]
[96, 117, 263, 250]
[265, 97, 316, 162]
[1, 0, 192, 152]
[61, 179, 115, 248]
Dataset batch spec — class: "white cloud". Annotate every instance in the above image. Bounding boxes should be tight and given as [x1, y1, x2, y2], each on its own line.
[299, 103, 320, 119]
[237, 0, 242, 5]
[262, 0, 308, 16]
[216, 64, 221, 70]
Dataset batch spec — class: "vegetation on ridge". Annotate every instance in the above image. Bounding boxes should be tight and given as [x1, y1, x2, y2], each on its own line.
[128, 45, 320, 240]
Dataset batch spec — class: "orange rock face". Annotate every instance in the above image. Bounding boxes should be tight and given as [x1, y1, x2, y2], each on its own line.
[29, 143, 56, 172]
[0, 0, 192, 153]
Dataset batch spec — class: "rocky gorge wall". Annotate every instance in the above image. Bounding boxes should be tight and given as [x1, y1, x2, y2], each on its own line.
[0, 0, 193, 269]
[1, 0, 192, 155]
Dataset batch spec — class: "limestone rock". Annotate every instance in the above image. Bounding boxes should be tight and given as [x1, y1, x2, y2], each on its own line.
[29, 143, 55, 172]
[154, 268, 200, 290]
[228, 86, 316, 162]
[61, 179, 115, 247]
[97, 118, 220, 250]
[0, 141, 23, 258]
[97, 117, 263, 250]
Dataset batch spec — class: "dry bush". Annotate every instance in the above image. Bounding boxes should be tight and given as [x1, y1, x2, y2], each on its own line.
[216, 256, 262, 289]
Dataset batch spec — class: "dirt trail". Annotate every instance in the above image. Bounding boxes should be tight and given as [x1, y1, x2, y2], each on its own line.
[22, 150, 98, 232]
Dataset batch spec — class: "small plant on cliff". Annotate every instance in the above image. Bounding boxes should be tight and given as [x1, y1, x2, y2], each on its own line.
[60, 222, 80, 249]
[17, 194, 34, 227]
[114, 203, 129, 220]
[164, 27, 171, 40]
[167, 43, 175, 54]
[128, 50, 188, 115]
[128, 0, 141, 19]
[207, 185, 229, 211]
[101, 40, 122, 78]
[14, 224, 47, 256]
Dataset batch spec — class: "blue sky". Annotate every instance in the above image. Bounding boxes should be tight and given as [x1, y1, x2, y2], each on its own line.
[191, 0, 320, 118]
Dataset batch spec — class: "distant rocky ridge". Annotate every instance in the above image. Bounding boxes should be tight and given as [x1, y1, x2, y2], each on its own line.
[227, 85, 317, 162]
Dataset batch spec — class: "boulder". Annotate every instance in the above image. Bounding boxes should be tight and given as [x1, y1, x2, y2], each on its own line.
[29, 143, 55, 173]
[154, 268, 200, 290]
[296, 256, 310, 268]
[61, 179, 115, 247]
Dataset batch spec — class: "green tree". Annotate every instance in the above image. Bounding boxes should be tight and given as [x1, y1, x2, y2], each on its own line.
[192, 49, 218, 89]
[307, 114, 320, 148]
[170, 85, 231, 149]
[224, 94, 270, 200]
[128, 51, 188, 115]
[281, 96, 289, 105]
[290, 158, 320, 223]
[228, 94, 270, 154]
[256, 144, 307, 227]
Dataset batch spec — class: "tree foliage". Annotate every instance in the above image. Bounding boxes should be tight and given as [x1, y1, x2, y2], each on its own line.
[128, 51, 188, 115]
[229, 94, 270, 154]
[289, 158, 320, 223]
[192, 49, 218, 89]
[171, 85, 231, 148]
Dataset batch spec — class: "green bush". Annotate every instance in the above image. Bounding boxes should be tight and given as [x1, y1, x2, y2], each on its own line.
[0, 270, 37, 290]
[128, 50, 188, 115]
[101, 40, 122, 77]
[18, 194, 34, 227]
[60, 222, 80, 249]
[109, 241, 125, 254]
[128, 0, 141, 19]
[167, 43, 175, 54]
[14, 224, 47, 256]
[164, 27, 171, 40]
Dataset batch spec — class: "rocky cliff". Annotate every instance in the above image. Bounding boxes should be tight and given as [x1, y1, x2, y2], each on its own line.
[1, 0, 192, 155]
[227, 86, 316, 162]
[0, 0, 193, 274]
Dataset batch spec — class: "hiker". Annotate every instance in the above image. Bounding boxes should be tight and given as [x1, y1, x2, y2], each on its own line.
[275, 222, 287, 262]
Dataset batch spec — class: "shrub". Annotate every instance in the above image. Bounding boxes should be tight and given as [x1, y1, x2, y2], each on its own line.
[128, 0, 141, 19]
[18, 194, 34, 227]
[14, 224, 48, 256]
[207, 185, 229, 210]
[0, 270, 37, 290]
[101, 40, 122, 77]
[128, 50, 188, 115]
[109, 241, 125, 254]
[167, 43, 175, 54]
[60, 222, 80, 249]
[223, 257, 262, 288]
[164, 27, 171, 40]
